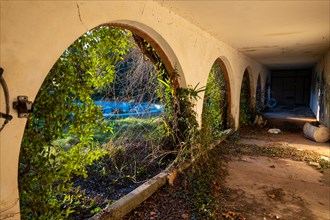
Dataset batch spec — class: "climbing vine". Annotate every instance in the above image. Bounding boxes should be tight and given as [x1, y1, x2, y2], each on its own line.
[202, 61, 229, 142]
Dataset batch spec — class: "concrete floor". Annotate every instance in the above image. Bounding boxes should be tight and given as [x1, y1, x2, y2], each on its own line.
[226, 108, 330, 219]
[263, 105, 316, 122]
[225, 155, 330, 220]
[253, 104, 330, 156]
[261, 105, 319, 134]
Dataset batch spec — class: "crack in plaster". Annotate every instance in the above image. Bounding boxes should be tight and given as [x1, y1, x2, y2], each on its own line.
[76, 3, 88, 31]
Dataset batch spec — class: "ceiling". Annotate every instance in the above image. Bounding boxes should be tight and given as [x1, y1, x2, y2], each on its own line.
[157, 1, 330, 70]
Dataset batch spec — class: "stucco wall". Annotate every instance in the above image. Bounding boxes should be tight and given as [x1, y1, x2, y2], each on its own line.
[310, 50, 330, 127]
[0, 1, 266, 218]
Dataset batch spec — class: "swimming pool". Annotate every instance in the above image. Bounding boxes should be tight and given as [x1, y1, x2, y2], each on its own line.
[94, 101, 163, 119]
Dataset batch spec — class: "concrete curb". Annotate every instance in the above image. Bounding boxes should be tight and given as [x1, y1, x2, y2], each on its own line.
[89, 172, 168, 220]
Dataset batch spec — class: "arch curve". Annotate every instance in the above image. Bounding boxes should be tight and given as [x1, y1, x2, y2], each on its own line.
[201, 57, 233, 137]
[214, 57, 233, 127]
[242, 66, 256, 106]
[108, 20, 186, 88]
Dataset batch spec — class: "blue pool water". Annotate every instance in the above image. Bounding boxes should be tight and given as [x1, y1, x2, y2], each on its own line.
[94, 101, 163, 119]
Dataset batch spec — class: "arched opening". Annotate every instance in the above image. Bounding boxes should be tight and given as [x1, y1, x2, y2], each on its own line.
[239, 69, 254, 126]
[201, 58, 231, 141]
[264, 75, 270, 105]
[256, 74, 262, 111]
[18, 24, 184, 219]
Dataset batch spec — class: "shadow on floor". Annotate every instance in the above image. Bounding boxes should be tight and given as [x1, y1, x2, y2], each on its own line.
[262, 104, 316, 132]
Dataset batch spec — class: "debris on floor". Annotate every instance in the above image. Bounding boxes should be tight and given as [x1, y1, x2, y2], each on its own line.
[222, 211, 246, 220]
[254, 114, 267, 127]
[309, 161, 321, 168]
[268, 128, 281, 134]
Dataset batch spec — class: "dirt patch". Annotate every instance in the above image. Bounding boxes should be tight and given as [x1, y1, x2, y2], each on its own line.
[225, 156, 329, 219]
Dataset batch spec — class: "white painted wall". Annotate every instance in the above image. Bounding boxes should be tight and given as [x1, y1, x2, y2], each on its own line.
[0, 1, 266, 218]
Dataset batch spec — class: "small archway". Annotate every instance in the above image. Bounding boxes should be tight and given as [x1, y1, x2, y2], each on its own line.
[202, 58, 232, 140]
[256, 74, 262, 111]
[239, 68, 254, 126]
[264, 75, 270, 105]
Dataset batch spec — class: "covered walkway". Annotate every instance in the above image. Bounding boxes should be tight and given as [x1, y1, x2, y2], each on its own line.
[0, 1, 329, 218]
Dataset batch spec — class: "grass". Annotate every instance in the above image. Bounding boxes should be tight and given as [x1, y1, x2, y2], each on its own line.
[53, 116, 165, 149]
[50, 116, 175, 218]
[94, 116, 164, 144]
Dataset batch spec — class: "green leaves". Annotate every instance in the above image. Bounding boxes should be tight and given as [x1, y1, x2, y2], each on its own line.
[19, 26, 132, 219]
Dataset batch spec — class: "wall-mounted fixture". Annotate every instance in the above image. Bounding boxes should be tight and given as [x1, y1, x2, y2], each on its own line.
[13, 96, 33, 118]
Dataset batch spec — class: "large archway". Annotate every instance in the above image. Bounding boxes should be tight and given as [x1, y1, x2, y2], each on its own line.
[18, 24, 184, 219]
[201, 58, 232, 141]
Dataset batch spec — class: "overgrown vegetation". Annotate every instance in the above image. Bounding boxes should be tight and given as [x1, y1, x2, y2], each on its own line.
[18, 24, 205, 219]
[179, 147, 227, 219]
[202, 61, 229, 142]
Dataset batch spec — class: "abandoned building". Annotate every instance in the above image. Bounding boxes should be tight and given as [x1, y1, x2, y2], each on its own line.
[0, 1, 329, 219]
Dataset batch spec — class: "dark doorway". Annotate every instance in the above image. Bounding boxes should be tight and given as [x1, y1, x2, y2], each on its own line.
[271, 69, 311, 106]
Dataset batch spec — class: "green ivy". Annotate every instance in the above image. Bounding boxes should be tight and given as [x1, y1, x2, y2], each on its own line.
[202, 62, 229, 142]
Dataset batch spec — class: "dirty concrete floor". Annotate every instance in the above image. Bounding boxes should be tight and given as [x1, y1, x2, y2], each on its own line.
[225, 111, 330, 220]
[225, 156, 330, 220]
[252, 104, 330, 156]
